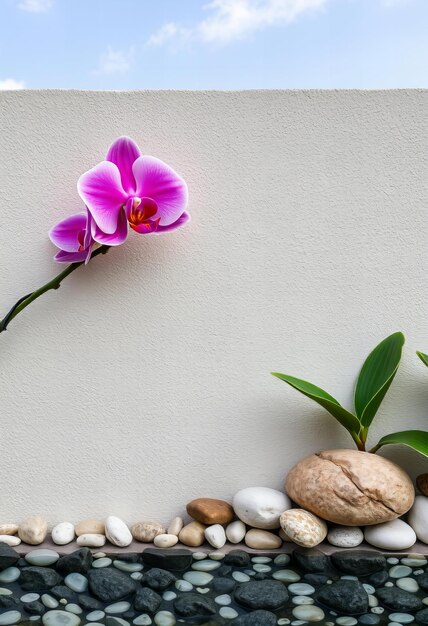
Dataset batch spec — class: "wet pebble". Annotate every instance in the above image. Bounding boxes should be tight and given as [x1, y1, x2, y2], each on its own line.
[153, 611, 175, 626]
[21, 593, 40, 603]
[87, 611, 105, 622]
[389, 565, 412, 578]
[105, 602, 131, 614]
[0, 567, 20, 583]
[0, 612, 21, 626]
[65, 604, 82, 614]
[132, 616, 151, 626]
[92, 558, 112, 568]
[41, 594, 59, 609]
[214, 594, 231, 605]
[113, 561, 143, 573]
[219, 606, 238, 619]
[389, 613, 415, 623]
[191, 559, 220, 572]
[273, 569, 300, 582]
[174, 580, 192, 592]
[397, 577, 419, 592]
[182, 571, 213, 585]
[288, 583, 315, 595]
[292, 605, 325, 622]
[64, 573, 88, 593]
[42, 611, 81, 626]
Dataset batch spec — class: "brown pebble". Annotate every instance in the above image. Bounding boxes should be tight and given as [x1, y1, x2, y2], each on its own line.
[178, 521, 206, 547]
[75, 519, 105, 537]
[131, 521, 165, 543]
[186, 498, 234, 525]
[417, 473, 428, 496]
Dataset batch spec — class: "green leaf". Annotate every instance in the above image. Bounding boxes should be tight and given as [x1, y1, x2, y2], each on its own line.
[417, 351, 428, 367]
[354, 332, 405, 428]
[272, 373, 361, 434]
[374, 430, 428, 457]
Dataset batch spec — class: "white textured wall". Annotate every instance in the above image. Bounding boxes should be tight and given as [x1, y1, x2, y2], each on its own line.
[0, 90, 427, 525]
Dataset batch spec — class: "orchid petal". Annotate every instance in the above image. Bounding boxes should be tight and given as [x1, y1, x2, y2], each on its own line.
[91, 207, 129, 246]
[133, 156, 188, 226]
[78, 161, 127, 234]
[156, 211, 190, 232]
[106, 136, 141, 195]
[54, 249, 89, 263]
[49, 213, 87, 252]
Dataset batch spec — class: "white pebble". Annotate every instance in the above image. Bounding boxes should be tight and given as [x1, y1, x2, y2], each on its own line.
[327, 526, 363, 548]
[154, 611, 175, 626]
[154, 534, 178, 548]
[204, 524, 226, 549]
[105, 516, 132, 547]
[52, 523, 75, 546]
[0, 536, 21, 547]
[364, 519, 416, 550]
[225, 520, 246, 544]
[167, 517, 183, 536]
[76, 534, 105, 548]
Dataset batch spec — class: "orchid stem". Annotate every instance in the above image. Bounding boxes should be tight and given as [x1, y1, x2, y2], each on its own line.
[0, 245, 110, 334]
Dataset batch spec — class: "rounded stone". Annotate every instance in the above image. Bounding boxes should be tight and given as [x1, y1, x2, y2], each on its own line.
[388, 613, 415, 624]
[396, 577, 419, 593]
[18, 516, 48, 545]
[226, 520, 246, 544]
[327, 526, 364, 548]
[204, 524, 226, 549]
[167, 517, 183, 536]
[105, 517, 132, 547]
[186, 498, 234, 525]
[191, 559, 220, 572]
[175, 579, 193, 591]
[219, 606, 238, 619]
[244, 529, 282, 549]
[272, 569, 300, 582]
[92, 557, 112, 568]
[131, 521, 165, 543]
[285, 449, 415, 525]
[76, 533, 105, 548]
[234, 580, 289, 610]
[65, 604, 82, 615]
[153, 611, 175, 626]
[0, 612, 21, 626]
[364, 519, 416, 550]
[389, 565, 412, 578]
[233, 486, 291, 529]
[86, 612, 105, 622]
[132, 617, 151, 626]
[21, 593, 41, 603]
[292, 605, 325, 622]
[105, 602, 131, 614]
[178, 521, 206, 547]
[113, 560, 143, 573]
[280, 509, 327, 548]
[41, 594, 59, 609]
[43, 611, 81, 626]
[153, 534, 178, 548]
[25, 549, 60, 566]
[74, 520, 104, 537]
[182, 571, 213, 585]
[408, 495, 428, 543]
[0, 536, 20, 547]
[64, 573, 88, 593]
[288, 583, 315, 595]
[52, 523, 75, 546]
[0, 525, 18, 536]
[0, 567, 20, 583]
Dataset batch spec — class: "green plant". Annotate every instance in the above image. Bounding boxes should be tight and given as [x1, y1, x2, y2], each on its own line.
[272, 332, 428, 456]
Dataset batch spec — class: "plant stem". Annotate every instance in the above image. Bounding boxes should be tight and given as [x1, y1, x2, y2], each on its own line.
[351, 431, 366, 451]
[0, 245, 110, 334]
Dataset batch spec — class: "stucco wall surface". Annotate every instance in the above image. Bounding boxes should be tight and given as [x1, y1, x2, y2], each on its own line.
[0, 90, 427, 523]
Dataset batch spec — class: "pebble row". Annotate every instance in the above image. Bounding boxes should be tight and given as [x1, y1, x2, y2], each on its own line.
[3, 489, 428, 553]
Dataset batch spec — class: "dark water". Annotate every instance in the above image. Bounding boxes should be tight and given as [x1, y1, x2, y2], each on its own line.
[1, 545, 428, 625]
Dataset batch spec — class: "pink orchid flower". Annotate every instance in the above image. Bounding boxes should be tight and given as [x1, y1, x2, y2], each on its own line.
[77, 136, 189, 245]
[49, 211, 94, 263]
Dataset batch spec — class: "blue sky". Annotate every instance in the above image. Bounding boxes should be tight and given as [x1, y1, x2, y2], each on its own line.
[1, 0, 427, 90]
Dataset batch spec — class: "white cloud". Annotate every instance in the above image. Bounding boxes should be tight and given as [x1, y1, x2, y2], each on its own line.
[18, 0, 53, 12]
[147, 0, 328, 47]
[95, 46, 135, 75]
[0, 78, 25, 90]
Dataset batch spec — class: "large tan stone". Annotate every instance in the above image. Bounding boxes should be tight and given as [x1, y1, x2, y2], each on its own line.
[285, 449, 414, 526]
